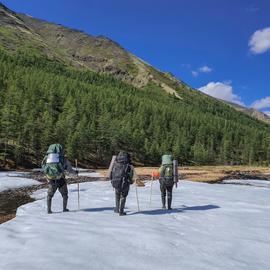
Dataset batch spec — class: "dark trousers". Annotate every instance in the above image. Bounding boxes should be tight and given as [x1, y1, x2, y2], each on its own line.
[160, 183, 173, 200]
[115, 186, 130, 199]
[159, 179, 173, 208]
[47, 179, 68, 200]
[115, 186, 130, 213]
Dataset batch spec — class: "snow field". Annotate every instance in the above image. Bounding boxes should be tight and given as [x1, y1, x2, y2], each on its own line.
[0, 180, 270, 270]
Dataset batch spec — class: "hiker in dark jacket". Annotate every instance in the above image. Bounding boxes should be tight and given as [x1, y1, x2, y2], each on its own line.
[42, 144, 78, 214]
[109, 151, 134, 216]
[159, 155, 178, 210]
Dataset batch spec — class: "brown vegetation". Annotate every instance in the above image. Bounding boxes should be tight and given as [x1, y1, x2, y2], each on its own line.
[98, 166, 270, 183]
[0, 214, 16, 224]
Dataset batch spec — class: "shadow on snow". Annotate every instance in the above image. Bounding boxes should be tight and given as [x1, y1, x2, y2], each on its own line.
[82, 207, 115, 212]
[79, 204, 220, 215]
[129, 204, 220, 215]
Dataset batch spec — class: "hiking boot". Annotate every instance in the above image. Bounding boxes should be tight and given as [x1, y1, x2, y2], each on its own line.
[119, 197, 126, 216]
[115, 192, 120, 213]
[168, 197, 172, 210]
[161, 196, 166, 210]
[47, 198, 52, 214]
[63, 197, 68, 212]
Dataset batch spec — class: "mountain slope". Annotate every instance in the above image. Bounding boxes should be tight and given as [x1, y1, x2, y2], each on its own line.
[222, 100, 270, 124]
[2, 3, 269, 124]
[0, 4, 267, 113]
[0, 3, 270, 168]
[0, 3, 182, 98]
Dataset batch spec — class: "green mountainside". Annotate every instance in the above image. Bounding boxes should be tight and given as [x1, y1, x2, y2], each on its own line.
[0, 3, 270, 168]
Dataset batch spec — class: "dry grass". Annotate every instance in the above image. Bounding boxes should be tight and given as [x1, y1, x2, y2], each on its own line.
[97, 166, 270, 183]
[0, 213, 16, 224]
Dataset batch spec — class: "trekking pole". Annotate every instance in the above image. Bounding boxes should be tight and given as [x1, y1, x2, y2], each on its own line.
[173, 160, 179, 189]
[75, 159, 80, 210]
[133, 168, 140, 212]
[149, 174, 153, 207]
[135, 180, 140, 212]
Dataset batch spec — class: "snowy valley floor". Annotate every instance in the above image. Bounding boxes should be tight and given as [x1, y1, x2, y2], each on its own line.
[0, 180, 270, 270]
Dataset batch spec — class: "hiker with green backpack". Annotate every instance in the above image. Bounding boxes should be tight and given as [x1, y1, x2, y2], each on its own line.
[42, 144, 78, 214]
[159, 154, 179, 210]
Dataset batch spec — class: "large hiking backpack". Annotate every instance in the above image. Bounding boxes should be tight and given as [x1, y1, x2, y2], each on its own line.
[160, 164, 174, 186]
[111, 152, 130, 190]
[164, 165, 173, 178]
[42, 144, 65, 180]
[162, 154, 173, 166]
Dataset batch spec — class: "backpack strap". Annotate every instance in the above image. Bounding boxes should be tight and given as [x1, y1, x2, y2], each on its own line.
[41, 155, 48, 169]
[159, 165, 166, 178]
[121, 163, 130, 189]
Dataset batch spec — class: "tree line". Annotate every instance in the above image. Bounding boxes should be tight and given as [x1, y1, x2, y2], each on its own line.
[0, 47, 270, 168]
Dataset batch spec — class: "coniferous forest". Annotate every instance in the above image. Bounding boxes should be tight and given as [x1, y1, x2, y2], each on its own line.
[1, 47, 270, 168]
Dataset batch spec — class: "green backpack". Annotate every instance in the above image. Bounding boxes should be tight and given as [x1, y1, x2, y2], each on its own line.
[164, 165, 173, 178]
[162, 154, 173, 166]
[42, 144, 65, 180]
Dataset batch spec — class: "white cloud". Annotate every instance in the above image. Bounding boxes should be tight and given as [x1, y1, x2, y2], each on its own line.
[199, 66, 212, 73]
[263, 111, 270, 116]
[181, 63, 191, 69]
[249, 27, 270, 54]
[251, 96, 270, 109]
[191, 71, 199, 77]
[199, 81, 244, 106]
[192, 65, 213, 76]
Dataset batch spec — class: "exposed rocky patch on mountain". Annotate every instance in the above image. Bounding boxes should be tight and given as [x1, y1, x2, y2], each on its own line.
[222, 100, 270, 124]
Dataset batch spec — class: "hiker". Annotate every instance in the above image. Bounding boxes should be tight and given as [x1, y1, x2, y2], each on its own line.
[109, 151, 134, 216]
[159, 154, 178, 210]
[42, 143, 78, 214]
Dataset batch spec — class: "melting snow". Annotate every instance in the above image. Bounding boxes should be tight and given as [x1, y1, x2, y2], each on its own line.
[0, 172, 40, 192]
[0, 180, 269, 270]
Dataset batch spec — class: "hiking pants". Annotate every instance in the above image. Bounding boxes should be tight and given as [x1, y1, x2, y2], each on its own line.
[115, 186, 130, 213]
[115, 186, 129, 200]
[47, 179, 68, 200]
[159, 179, 173, 208]
[160, 183, 173, 200]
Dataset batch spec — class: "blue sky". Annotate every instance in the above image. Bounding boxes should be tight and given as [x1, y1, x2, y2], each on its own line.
[2, 0, 270, 113]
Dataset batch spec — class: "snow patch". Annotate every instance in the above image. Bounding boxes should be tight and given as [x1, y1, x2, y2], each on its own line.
[0, 181, 270, 270]
[0, 172, 40, 192]
[223, 179, 270, 188]
[77, 172, 101, 177]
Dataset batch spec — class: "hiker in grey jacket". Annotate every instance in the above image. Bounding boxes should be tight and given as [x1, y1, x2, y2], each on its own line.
[42, 144, 78, 214]
[109, 152, 134, 216]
